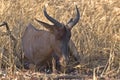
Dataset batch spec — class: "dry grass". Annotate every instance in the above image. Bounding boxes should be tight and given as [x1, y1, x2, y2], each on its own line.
[0, 0, 120, 79]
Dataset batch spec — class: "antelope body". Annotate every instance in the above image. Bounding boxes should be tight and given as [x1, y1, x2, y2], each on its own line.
[22, 6, 80, 71]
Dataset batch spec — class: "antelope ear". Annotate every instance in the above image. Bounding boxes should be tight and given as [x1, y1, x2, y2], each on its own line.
[35, 18, 55, 31]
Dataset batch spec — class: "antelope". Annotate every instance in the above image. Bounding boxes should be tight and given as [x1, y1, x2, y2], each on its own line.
[22, 6, 80, 72]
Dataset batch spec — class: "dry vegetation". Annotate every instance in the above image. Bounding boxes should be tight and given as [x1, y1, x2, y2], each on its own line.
[0, 0, 120, 80]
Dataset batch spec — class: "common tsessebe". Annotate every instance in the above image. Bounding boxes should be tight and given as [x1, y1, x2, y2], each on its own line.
[22, 6, 80, 72]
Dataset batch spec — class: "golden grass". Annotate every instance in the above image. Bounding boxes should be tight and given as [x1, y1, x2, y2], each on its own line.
[0, 0, 120, 79]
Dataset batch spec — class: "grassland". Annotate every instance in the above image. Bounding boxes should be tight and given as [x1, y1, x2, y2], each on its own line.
[0, 0, 120, 80]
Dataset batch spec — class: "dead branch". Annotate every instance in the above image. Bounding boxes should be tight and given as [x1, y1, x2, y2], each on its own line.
[0, 21, 17, 56]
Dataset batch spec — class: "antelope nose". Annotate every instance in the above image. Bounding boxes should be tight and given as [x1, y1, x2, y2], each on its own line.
[63, 56, 70, 66]
[59, 57, 67, 67]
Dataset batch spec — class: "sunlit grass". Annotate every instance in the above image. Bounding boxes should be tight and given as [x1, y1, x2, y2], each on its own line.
[0, 0, 120, 79]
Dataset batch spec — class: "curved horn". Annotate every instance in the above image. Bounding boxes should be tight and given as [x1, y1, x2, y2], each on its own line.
[43, 7, 63, 27]
[67, 6, 80, 29]
[35, 18, 55, 31]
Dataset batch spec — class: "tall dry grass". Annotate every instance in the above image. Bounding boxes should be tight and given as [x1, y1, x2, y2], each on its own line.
[0, 0, 120, 79]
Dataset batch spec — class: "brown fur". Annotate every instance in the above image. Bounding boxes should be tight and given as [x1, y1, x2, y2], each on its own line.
[22, 24, 63, 66]
[22, 6, 80, 71]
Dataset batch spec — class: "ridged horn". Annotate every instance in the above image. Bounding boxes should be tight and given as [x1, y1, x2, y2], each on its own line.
[67, 6, 80, 29]
[43, 7, 63, 27]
